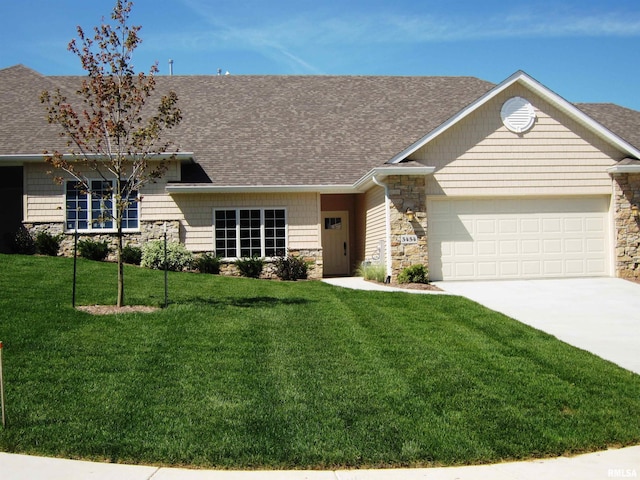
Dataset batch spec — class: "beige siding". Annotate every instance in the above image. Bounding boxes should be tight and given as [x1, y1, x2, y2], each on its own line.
[411, 85, 620, 196]
[138, 162, 182, 220]
[172, 192, 320, 252]
[24, 163, 64, 223]
[363, 185, 386, 262]
[24, 161, 182, 224]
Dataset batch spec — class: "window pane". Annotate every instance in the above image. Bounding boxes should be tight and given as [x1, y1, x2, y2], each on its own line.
[215, 210, 237, 258]
[65, 182, 88, 230]
[90, 181, 113, 229]
[121, 190, 139, 229]
[264, 209, 286, 257]
[239, 210, 262, 257]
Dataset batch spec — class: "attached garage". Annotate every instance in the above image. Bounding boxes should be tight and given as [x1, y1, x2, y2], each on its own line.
[427, 196, 611, 281]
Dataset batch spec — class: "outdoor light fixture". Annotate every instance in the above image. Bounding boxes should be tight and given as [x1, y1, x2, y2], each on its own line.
[632, 204, 640, 218]
[405, 207, 415, 222]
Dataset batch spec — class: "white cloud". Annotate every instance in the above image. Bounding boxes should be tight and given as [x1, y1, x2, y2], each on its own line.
[146, 2, 640, 73]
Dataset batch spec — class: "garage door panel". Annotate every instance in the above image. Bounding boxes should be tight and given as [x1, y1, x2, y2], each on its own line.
[521, 239, 540, 254]
[564, 218, 583, 233]
[499, 219, 518, 234]
[543, 239, 562, 253]
[542, 218, 562, 233]
[521, 261, 541, 276]
[564, 238, 584, 253]
[428, 196, 610, 281]
[586, 217, 605, 232]
[521, 218, 541, 233]
[587, 238, 605, 253]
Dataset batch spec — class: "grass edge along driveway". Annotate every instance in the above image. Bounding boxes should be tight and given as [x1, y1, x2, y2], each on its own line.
[0, 254, 639, 469]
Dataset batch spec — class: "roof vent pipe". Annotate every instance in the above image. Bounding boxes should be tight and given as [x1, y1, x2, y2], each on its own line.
[168, 59, 174, 76]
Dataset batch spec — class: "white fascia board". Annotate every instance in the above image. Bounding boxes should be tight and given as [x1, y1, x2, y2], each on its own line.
[389, 70, 640, 164]
[353, 166, 436, 191]
[0, 152, 194, 163]
[167, 184, 355, 194]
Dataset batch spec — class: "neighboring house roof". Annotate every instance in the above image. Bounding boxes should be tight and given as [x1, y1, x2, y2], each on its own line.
[1, 65, 639, 189]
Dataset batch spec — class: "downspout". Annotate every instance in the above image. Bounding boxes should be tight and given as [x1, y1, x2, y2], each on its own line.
[372, 174, 392, 283]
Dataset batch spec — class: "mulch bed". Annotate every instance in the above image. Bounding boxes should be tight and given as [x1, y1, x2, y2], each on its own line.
[76, 305, 160, 315]
[366, 280, 443, 291]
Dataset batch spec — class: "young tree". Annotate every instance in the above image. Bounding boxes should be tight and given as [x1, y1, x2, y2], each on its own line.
[41, 0, 182, 307]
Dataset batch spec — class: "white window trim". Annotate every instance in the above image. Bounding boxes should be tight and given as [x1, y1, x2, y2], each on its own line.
[213, 207, 288, 260]
[65, 179, 140, 233]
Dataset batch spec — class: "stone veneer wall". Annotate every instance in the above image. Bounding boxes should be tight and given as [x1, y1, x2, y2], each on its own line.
[23, 221, 323, 279]
[613, 173, 640, 280]
[219, 248, 323, 280]
[385, 175, 428, 281]
[24, 220, 182, 261]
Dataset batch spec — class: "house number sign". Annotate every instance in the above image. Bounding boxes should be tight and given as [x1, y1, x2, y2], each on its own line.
[400, 235, 418, 245]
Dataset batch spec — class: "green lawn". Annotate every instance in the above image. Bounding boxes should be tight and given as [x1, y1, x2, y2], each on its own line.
[0, 254, 639, 469]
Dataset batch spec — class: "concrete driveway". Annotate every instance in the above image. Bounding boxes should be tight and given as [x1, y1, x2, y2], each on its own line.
[434, 278, 640, 375]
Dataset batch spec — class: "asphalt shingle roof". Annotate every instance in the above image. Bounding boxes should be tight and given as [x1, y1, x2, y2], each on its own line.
[1, 65, 639, 187]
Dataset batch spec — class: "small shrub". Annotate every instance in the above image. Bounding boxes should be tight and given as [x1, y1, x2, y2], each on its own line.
[78, 239, 110, 261]
[141, 240, 193, 271]
[356, 262, 387, 283]
[398, 264, 429, 284]
[274, 255, 308, 281]
[9, 226, 36, 255]
[235, 256, 264, 278]
[35, 231, 62, 256]
[195, 252, 221, 274]
[121, 245, 142, 265]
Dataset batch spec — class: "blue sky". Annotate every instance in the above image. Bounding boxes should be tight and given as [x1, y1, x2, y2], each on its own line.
[1, 0, 639, 109]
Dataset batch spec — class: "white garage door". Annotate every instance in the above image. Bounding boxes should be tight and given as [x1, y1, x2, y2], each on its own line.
[427, 197, 611, 281]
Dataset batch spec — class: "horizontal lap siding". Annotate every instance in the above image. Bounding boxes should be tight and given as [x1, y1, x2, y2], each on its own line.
[173, 192, 320, 252]
[411, 85, 620, 196]
[24, 164, 63, 222]
[364, 185, 386, 262]
[25, 162, 182, 223]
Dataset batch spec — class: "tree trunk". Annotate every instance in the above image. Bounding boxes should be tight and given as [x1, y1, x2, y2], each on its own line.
[117, 223, 124, 307]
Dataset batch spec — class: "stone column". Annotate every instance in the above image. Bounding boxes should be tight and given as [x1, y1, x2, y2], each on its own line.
[385, 175, 428, 281]
[613, 173, 640, 280]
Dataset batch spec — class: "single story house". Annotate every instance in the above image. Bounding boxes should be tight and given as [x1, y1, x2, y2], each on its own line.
[2, 64, 640, 281]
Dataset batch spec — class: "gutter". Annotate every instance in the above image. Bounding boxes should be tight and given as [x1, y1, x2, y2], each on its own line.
[166, 184, 355, 194]
[167, 166, 436, 195]
[371, 174, 393, 283]
[607, 164, 640, 174]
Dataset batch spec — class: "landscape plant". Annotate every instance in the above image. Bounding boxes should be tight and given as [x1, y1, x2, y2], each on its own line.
[194, 252, 221, 274]
[40, 0, 181, 306]
[398, 264, 429, 284]
[235, 256, 265, 278]
[9, 226, 35, 255]
[273, 255, 308, 280]
[121, 245, 142, 265]
[34, 231, 62, 256]
[356, 261, 387, 283]
[141, 240, 193, 271]
[78, 239, 110, 261]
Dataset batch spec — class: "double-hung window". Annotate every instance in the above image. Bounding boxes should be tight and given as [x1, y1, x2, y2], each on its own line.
[214, 208, 286, 258]
[65, 180, 139, 231]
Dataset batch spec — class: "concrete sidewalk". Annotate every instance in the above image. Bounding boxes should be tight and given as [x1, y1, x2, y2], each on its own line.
[322, 276, 451, 294]
[1, 446, 639, 479]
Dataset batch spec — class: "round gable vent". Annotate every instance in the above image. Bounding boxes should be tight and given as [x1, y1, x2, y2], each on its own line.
[501, 97, 536, 133]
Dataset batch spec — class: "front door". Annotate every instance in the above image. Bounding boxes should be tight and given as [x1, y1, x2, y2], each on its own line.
[321, 211, 350, 276]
